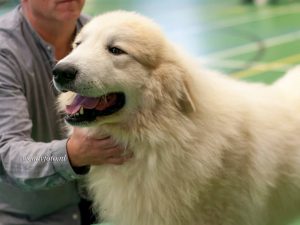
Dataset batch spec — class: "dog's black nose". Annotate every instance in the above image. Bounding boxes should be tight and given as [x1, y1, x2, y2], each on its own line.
[53, 63, 78, 85]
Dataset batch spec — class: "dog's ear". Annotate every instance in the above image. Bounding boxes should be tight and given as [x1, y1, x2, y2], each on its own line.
[179, 76, 196, 114]
[152, 63, 196, 114]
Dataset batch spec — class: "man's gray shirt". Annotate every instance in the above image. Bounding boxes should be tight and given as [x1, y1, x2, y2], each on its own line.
[0, 5, 89, 224]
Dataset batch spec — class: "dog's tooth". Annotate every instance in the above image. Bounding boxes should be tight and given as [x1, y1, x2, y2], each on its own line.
[80, 107, 84, 115]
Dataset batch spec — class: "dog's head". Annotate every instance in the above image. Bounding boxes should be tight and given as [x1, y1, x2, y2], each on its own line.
[53, 11, 195, 127]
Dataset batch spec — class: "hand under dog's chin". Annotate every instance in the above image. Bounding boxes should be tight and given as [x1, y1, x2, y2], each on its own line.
[73, 126, 111, 139]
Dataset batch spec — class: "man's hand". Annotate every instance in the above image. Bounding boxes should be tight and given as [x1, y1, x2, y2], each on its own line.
[66, 128, 131, 167]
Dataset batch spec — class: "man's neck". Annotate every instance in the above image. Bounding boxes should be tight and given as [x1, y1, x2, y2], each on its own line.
[34, 20, 76, 60]
[23, 9, 77, 60]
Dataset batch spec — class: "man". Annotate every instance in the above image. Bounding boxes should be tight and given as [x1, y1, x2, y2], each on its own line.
[0, 0, 128, 224]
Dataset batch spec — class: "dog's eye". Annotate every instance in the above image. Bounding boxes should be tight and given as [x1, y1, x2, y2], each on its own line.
[108, 46, 126, 55]
[74, 41, 81, 47]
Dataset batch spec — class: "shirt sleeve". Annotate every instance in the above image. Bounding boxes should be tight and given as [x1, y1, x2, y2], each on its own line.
[0, 50, 85, 191]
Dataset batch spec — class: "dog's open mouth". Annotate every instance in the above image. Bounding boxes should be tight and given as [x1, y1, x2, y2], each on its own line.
[65, 92, 125, 125]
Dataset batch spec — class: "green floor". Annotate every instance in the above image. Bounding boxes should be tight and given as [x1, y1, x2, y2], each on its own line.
[1, 0, 300, 224]
[83, 0, 300, 86]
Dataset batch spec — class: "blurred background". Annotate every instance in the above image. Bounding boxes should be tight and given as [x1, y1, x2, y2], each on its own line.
[81, 0, 300, 84]
[1, 0, 300, 84]
[1, 0, 300, 224]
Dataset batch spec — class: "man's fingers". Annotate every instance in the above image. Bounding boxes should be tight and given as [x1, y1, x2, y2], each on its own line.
[68, 129, 133, 166]
[105, 157, 126, 165]
[95, 137, 119, 150]
[101, 147, 124, 158]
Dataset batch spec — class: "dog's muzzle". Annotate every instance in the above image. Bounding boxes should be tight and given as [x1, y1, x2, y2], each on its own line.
[64, 93, 126, 126]
[52, 63, 126, 126]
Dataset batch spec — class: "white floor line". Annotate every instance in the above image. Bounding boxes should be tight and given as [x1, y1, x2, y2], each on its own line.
[204, 5, 300, 32]
[167, 4, 300, 36]
[199, 58, 290, 72]
[207, 30, 300, 59]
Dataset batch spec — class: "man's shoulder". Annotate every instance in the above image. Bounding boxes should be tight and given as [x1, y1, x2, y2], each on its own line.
[0, 6, 31, 56]
[0, 6, 22, 34]
[0, 6, 23, 46]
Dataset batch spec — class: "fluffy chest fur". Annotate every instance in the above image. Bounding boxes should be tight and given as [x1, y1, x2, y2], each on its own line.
[85, 75, 300, 225]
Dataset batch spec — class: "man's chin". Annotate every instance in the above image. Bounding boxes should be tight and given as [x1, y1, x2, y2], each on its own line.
[56, 11, 81, 21]
[56, 1, 83, 20]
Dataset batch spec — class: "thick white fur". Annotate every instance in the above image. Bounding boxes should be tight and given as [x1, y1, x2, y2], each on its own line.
[57, 11, 300, 225]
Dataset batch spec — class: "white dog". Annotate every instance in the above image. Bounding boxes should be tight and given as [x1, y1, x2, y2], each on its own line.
[53, 11, 300, 225]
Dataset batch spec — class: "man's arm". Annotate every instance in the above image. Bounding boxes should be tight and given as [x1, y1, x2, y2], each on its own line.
[0, 52, 129, 191]
[0, 53, 82, 190]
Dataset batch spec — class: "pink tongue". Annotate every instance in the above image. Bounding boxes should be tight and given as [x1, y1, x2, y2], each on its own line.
[66, 94, 117, 115]
[66, 95, 99, 114]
